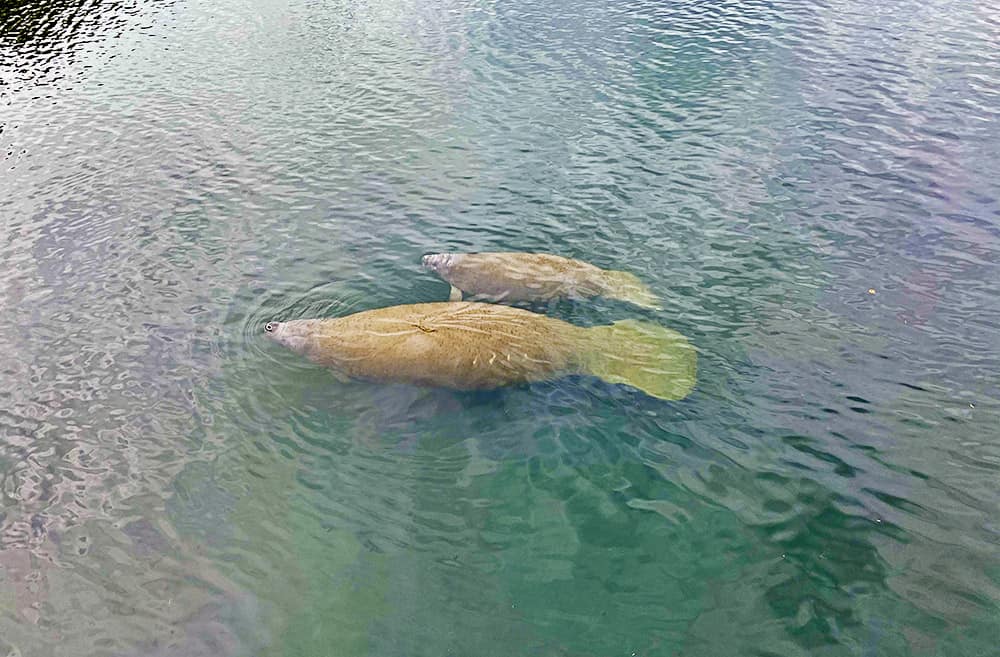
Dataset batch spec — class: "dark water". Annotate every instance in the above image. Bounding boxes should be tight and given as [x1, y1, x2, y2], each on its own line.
[3, 0, 1000, 654]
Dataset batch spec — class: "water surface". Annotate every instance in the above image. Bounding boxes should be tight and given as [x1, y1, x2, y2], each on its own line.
[2, 0, 999, 655]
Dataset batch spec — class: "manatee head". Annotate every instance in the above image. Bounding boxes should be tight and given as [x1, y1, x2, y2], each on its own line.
[421, 253, 458, 276]
[264, 319, 321, 355]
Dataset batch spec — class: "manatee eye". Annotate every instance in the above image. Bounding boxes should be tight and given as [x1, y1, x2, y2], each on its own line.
[265, 322, 274, 332]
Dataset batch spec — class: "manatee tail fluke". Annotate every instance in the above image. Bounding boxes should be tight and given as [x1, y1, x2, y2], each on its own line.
[600, 270, 662, 310]
[581, 319, 696, 400]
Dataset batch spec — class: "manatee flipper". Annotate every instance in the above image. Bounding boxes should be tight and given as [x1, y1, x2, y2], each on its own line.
[467, 289, 512, 304]
[448, 285, 464, 301]
[600, 270, 662, 310]
[580, 319, 696, 400]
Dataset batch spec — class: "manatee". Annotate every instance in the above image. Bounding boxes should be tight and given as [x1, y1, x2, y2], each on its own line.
[421, 252, 662, 309]
[265, 302, 695, 400]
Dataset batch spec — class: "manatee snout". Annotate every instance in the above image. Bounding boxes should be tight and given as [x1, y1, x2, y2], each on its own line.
[264, 321, 289, 346]
[421, 253, 455, 274]
[263, 319, 315, 355]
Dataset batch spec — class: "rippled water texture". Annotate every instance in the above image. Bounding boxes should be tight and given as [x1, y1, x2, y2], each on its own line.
[3, 0, 1000, 655]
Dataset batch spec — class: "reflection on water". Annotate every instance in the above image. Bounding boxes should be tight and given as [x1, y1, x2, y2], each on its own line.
[2, 0, 1000, 655]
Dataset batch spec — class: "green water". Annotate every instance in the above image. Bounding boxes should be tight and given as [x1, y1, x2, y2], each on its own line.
[2, 0, 999, 655]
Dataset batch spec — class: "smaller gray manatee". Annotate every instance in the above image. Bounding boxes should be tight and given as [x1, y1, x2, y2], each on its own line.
[421, 252, 661, 309]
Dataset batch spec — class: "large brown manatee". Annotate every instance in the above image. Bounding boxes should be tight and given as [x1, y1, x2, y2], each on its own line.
[265, 301, 695, 400]
[421, 252, 662, 309]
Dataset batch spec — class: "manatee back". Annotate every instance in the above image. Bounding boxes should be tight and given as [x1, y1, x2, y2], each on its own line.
[303, 302, 584, 389]
[444, 252, 605, 302]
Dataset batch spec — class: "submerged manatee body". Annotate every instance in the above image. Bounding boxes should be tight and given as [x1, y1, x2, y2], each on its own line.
[421, 252, 662, 309]
[265, 302, 695, 400]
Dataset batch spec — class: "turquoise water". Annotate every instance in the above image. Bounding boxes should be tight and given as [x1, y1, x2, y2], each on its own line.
[3, 0, 1000, 655]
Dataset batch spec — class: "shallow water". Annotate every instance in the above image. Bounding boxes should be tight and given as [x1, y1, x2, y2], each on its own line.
[2, 0, 1000, 655]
